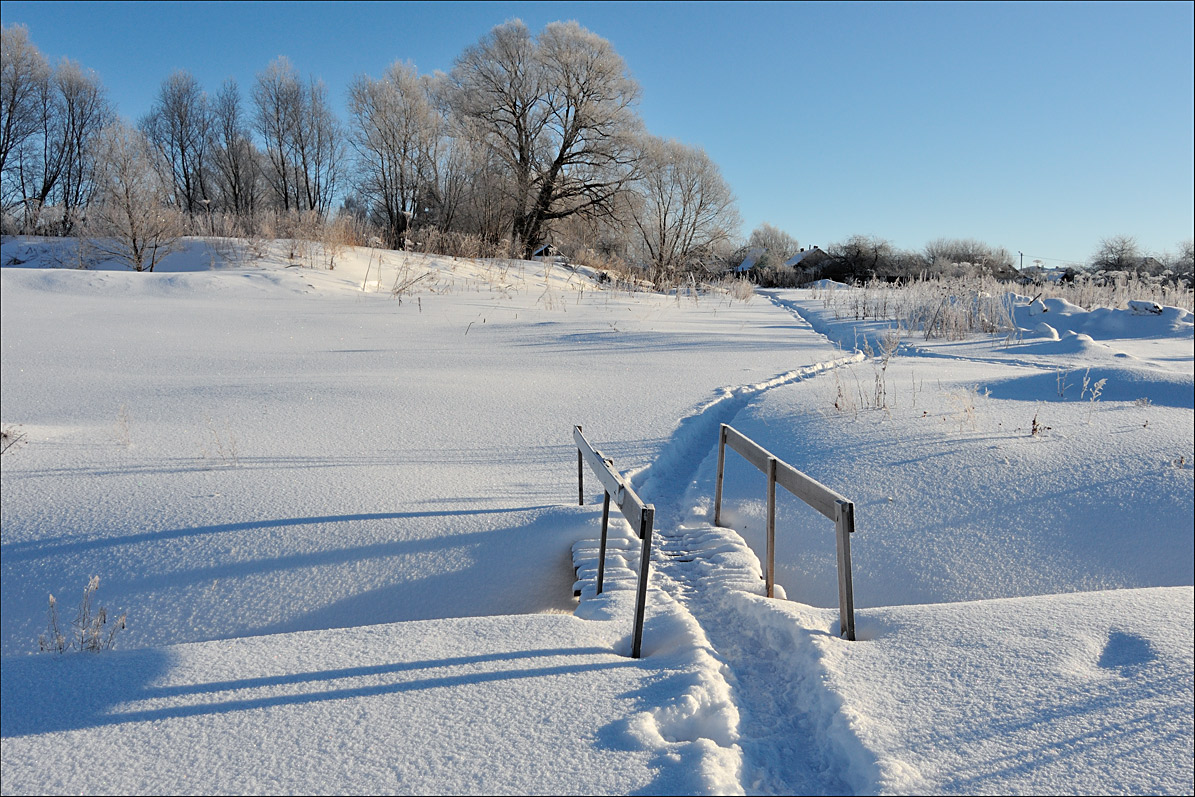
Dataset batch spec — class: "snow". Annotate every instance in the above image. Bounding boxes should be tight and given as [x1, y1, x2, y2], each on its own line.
[734, 247, 763, 273]
[2, 237, 1192, 795]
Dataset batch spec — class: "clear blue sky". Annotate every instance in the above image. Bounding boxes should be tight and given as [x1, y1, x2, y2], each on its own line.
[3, 0, 1192, 264]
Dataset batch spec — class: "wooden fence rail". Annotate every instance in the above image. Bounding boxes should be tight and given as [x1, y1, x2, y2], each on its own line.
[714, 424, 857, 641]
[574, 426, 655, 659]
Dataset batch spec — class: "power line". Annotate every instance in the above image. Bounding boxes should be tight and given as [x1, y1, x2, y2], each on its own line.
[1021, 254, 1083, 265]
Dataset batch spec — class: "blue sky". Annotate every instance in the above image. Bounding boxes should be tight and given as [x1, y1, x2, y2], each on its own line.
[3, 0, 1192, 264]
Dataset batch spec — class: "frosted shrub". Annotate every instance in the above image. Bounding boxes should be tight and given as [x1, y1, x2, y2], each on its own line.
[38, 576, 126, 653]
[813, 276, 1017, 340]
[1036, 272, 1193, 313]
[810, 270, 1193, 342]
[1081, 370, 1108, 423]
[722, 277, 755, 302]
[948, 385, 985, 431]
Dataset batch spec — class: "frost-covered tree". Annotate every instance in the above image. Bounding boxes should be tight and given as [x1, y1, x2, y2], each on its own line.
[923, 237, 1015, 279]
[210, 79, 261, 220]
[1089, 235, 1142, 272]
[7, 51, 111, 234]
[746, 222, 801, 269]
[445, 20, 642, 258]
[88, 122, 184, 272]
[348, 62, 442, 249]
[253, 57, 343, 216]
[0, 24, 50, 206]
[924, 237, 1013, 269]
[438, 133, 516, 246]
[630, 135, 740, 275]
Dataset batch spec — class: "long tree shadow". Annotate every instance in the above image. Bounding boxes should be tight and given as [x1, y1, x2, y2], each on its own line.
[2, 504, 595, 652]
[1, 645, 629, 738]
[1, 505, 560, 563]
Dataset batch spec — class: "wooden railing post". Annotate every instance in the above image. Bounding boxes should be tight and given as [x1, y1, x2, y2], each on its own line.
[576, 425, 584, 505]
[596, 491, 610, 594]
[631, 506, 654, 659]
[835, 499, 856, 641]
[714, 424, 728, 526]
[766, 456, 777, 599]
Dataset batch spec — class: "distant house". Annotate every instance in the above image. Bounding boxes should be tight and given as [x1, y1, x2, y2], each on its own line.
[783, 246, 831, 270]
[734, 247, 765, 274]
[532, 243, 561, 260]
[783, 246, 833, 282]
[1137, 256, 1165, 276]
[733, 245, 835, 286]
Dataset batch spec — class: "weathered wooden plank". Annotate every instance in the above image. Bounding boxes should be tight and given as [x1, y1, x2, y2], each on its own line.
[773, 459, 847, 522]
[722, 424, 847, 522]
[574, 426, 626, 507]
[573, 426, 652, 534]
[631, 505, 655, 659]
[723, 425, 771, 472]
[835, 499, 857, 641]
[766, 457, 777, 598]
[716, 424, 857, 642]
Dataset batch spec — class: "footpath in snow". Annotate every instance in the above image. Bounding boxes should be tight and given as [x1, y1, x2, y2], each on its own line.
[570, 284, 1193, 795]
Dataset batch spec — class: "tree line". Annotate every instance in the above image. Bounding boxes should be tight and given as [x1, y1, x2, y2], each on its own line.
[2, 21, 1191, 285]
[1, 21, 739, 275]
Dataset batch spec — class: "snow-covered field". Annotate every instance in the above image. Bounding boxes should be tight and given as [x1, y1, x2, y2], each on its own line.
[2, 238, 1192, 795]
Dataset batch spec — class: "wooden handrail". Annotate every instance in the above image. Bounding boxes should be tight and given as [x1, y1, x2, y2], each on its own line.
[574, 426, 656, 658]
[714, 424, 857, 641]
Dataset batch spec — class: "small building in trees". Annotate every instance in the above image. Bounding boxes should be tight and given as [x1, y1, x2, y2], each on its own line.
[783, 246, 830, 269]
[734, 247, 765, 275]
[734, 245, 833, 286]
[783, 246, 832, 282]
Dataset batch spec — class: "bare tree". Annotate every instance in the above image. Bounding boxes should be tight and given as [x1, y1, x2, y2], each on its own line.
[826, 234, 899, 281]
[441, 133, 516, 246]
[446, 20, 642, 258]
[0, 24, 51, 209]
[630, 135, 740, 276]
[1090, 235, 1142, 272]
[253, 57, 303, 213]
[348, 62, 441, 249]
[140, 70, 212, 217]
[210, 79, 260, 220]
[17, 58, 111, 234]
[295, 76, 343, 216]
[88, 122, 184, 271]
[252, 57, 342, 217]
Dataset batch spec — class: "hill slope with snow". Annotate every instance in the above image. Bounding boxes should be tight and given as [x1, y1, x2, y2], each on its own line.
[2, 238, 1191, 795]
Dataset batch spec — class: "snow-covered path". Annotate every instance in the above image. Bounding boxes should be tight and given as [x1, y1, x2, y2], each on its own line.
[589, 286, 1194, 795]
[620, 352, 869, 795]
